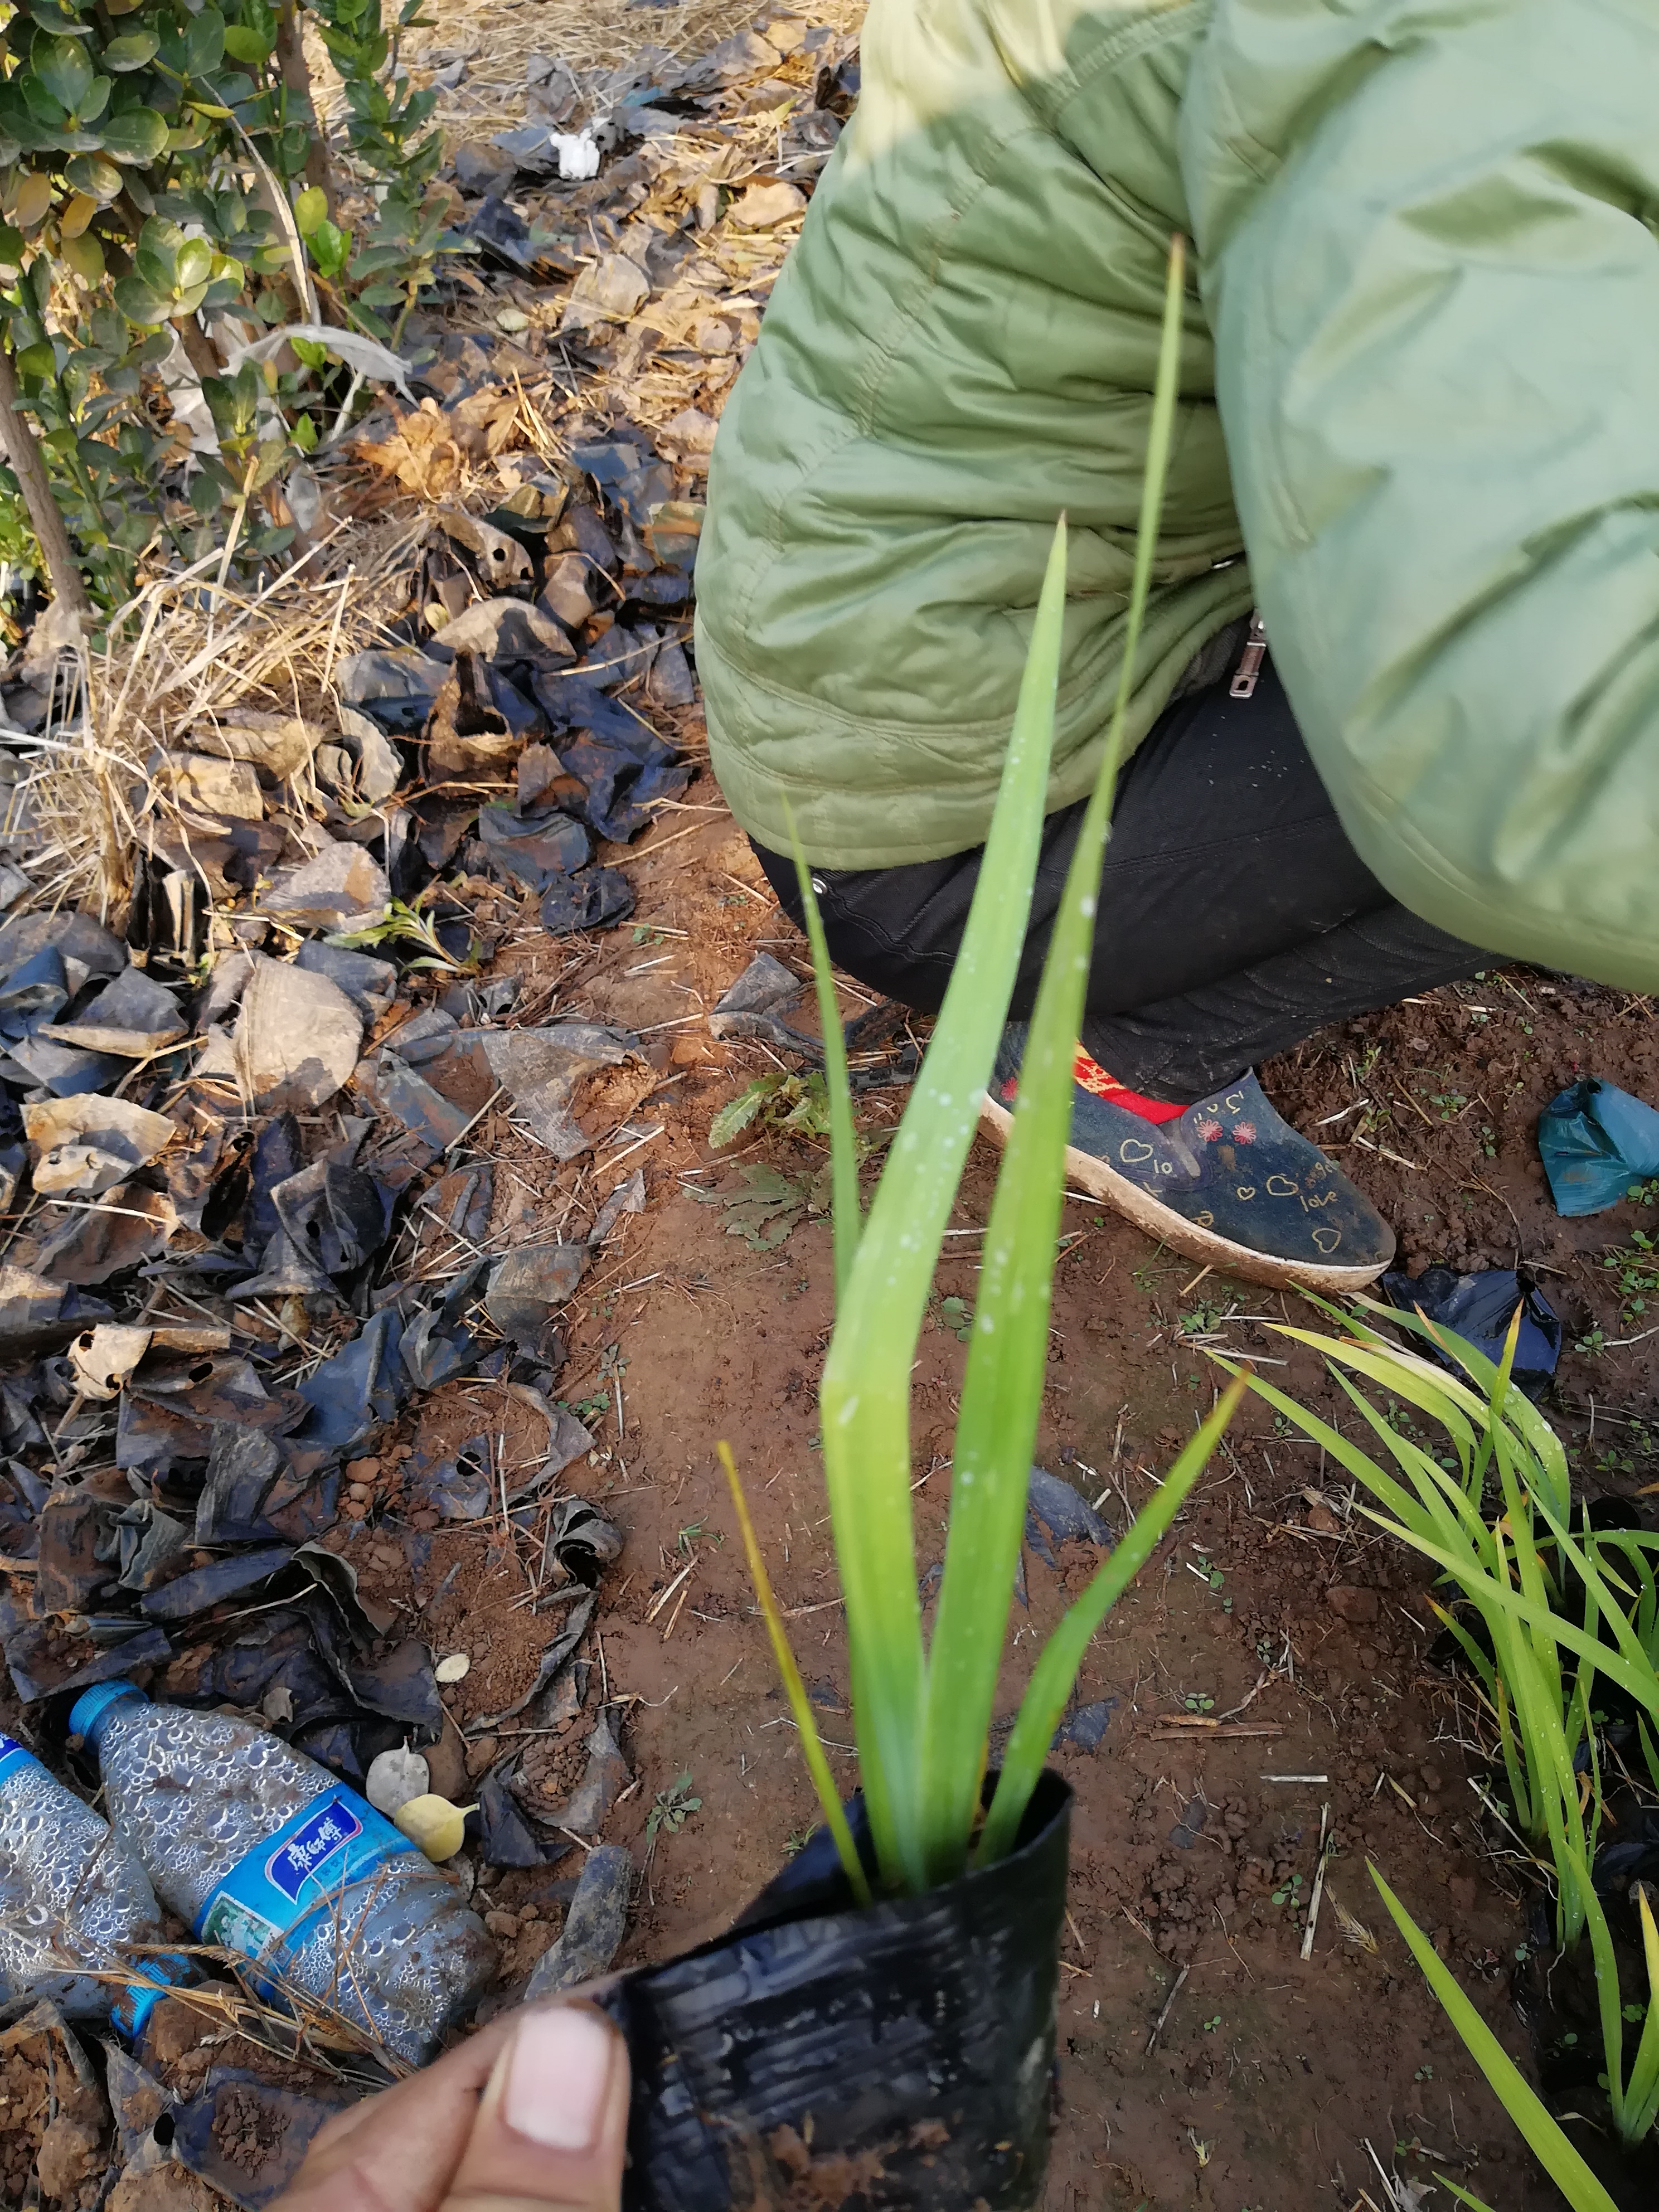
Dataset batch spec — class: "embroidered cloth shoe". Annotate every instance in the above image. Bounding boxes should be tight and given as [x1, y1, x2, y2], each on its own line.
[979, 1027, 1395, 1291]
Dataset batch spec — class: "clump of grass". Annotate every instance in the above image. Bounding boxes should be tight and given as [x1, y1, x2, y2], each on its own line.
[1227, 1298, 1659, 2150]
[721, 237, 1242, 1896]
[328, 888, 479, 973]
[1371, 1866, 1626, 2212]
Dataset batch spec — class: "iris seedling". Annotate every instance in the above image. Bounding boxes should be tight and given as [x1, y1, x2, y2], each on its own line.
[720, 237, 1241, 1898]
[1231, 1301, 1659, 2146]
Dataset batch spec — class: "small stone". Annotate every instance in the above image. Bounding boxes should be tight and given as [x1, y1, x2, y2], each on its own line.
[497, 306, 530, 333]
[729, 182, 806, 230]
[485, 1908, 521, 1938]
[346, 1456, 381, 1483]
[435, 1651, 471, 1684]
[1326, 1584, 1380, 1624]
[347, 1482, 372, 1505]
[1417, 1762, 1443, 1794]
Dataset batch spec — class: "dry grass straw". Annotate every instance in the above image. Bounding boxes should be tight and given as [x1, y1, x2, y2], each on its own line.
[24, 518, 424, 929]
[307, 0, 866, 142]
[29, 0, 869, 924]
[71, 1938, 416, 2079]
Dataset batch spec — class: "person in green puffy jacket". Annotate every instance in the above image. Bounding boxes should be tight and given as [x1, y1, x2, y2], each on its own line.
[695, 0, 1659, 1290]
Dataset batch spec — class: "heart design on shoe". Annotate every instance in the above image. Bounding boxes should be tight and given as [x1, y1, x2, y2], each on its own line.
[1235, 1185, 1255, 1201]
[1266, 1175, 1299, 1197]
[1118, 1139, 1154, 1165]
[1312, 1227, 1342, 1254]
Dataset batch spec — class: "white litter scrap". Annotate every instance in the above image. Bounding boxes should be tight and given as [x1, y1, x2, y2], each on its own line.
[551, 130, 600, 180]
[156, 327, 222, 456]
[227, 322, 418, 404]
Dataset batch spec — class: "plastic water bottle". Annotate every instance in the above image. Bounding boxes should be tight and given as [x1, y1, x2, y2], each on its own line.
[70, 1682, 496, 2064]
[0, 1728, 183, 2036]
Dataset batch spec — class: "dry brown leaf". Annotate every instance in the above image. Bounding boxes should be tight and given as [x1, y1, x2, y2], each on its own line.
[356, 400, 466, 500]
[450, 386, 525, 460]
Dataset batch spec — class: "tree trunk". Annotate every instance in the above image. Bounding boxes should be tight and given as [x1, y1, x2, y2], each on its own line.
[0, 343, 92, 621]
[275, 2, 337, 215]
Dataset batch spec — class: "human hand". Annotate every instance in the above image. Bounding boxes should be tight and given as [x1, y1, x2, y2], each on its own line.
[267, 2000, 629, 2212]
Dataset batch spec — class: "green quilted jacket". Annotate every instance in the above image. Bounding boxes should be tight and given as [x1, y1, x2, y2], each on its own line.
[695, 0, 1659, 992]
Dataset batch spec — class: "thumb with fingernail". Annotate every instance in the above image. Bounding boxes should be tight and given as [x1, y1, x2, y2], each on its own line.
[441, 2000, 630, 2210]
[265, 1999, 630, 2212]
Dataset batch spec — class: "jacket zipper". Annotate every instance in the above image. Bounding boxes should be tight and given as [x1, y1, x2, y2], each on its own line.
[1229, 610, 1266, 700]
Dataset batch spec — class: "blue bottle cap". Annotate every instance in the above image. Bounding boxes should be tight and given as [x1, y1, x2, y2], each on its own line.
[112, 1951, 195, 2043]
[0, 1731, 40, 1787]
[67, 1680, 145, 1749]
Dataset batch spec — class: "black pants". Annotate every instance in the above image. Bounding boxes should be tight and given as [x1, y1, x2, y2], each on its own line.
[751, 659, 1483, 1104]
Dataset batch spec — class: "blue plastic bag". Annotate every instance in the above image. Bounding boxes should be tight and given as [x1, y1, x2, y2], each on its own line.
[1537, 1078, 1659, 1216]
[1380, 1267, 1561, 1399]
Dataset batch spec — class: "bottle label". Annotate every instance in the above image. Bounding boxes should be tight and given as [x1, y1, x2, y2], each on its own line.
[197, 1786, 417, 1972]
[0, 1733, 38, 1788]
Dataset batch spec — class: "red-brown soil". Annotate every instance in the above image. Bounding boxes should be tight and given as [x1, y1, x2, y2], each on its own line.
[13, 756, 1658, 2208]
[361, 761, 1659, 2209]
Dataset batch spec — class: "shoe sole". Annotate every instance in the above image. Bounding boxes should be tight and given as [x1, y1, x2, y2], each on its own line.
[977, 1092, 1393, 1293]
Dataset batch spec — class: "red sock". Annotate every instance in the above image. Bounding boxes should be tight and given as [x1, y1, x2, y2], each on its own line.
[1072, 1045, 1186, 1124]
